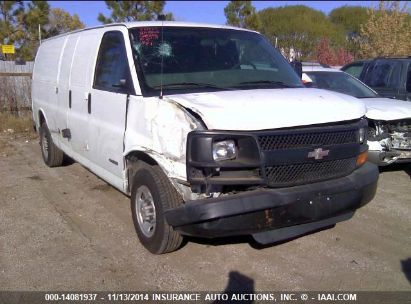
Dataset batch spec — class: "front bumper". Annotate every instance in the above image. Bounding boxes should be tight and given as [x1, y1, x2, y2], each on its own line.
[165, 162, 379, 244]
[368, 149, 411, 166]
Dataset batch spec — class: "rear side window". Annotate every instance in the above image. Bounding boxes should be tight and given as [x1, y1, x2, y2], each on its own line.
[342, 63, 364, 78]
[94, 31, 132, 93]
[363, 60, 402, 89]
[406, 63, 411, 93]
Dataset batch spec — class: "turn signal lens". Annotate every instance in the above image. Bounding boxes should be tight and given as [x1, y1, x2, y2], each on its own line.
[356, 151, 368, 167]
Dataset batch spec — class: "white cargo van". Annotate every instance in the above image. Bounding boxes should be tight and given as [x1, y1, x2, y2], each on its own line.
[32, 22, 379, 254]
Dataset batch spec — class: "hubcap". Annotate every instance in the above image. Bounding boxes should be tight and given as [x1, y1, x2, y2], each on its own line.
[135, 185, 156, 237]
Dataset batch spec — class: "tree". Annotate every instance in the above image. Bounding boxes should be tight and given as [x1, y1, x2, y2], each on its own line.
[16, 1, 50, 60]
[224, 1, 261, 31]
[258, 6, 345, 60]
[1, 1, 86, 61]
[316, 37, 353, 65]
[316, 38, 336, 65]
[329, 6, 369, 36]
[45, 8, 85, 38]
[0, 1, 24, 45]
[360, 1, 411, 58]
[98, 1, 173, 24]
[329, 6, 369, 59]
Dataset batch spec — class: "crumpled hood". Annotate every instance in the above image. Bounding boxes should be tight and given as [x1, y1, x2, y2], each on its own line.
[362, 97, 411, 121]
[167, 88, 366, 130]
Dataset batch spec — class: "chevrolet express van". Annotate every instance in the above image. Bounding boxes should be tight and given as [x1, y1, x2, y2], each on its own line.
[32, 22, 379, 254]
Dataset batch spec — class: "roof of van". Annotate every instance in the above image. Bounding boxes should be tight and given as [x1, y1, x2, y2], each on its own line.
[126, 21, 257, 32]
[42, 21, 258, 42]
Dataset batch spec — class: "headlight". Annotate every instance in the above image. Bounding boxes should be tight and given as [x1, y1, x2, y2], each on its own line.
[212, 140, 237, 161]
[359, 127, 366, 144]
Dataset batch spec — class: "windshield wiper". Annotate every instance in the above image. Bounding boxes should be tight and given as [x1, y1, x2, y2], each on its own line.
[152, 82, 229, 90]
[235, 80, 296, 88]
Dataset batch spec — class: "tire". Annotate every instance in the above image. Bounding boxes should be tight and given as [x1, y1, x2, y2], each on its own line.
[39, 122, 64, 167]
[131, 162, 183, 254]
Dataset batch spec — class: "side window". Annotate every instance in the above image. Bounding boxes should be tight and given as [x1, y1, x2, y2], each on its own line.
[343, 63, 363, 78]
[406, 64, 411, 93]
[363, 60, 401, 89]
[94, 31, 133, 93]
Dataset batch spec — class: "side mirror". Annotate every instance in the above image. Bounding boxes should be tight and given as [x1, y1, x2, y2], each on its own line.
[290, 61, 302, 78]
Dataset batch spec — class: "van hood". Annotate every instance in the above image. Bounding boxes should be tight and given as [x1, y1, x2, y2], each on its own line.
[361, 97, 411, 121]
[167, 88, 366, 130]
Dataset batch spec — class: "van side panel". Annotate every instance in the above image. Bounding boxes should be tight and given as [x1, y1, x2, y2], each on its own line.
[67, 32, 100, 154]
[55, 34, 79, 150]
[32, 37, 66, 134]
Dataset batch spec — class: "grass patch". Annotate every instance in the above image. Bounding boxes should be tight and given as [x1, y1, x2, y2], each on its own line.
[0, 111, 35, 135]
[0, 111, 37, 155]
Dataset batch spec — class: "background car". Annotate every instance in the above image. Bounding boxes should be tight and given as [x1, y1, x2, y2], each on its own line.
[342, 57, 411, 101]
[341, 59, 370, 79]
[303, 66, 411, 166]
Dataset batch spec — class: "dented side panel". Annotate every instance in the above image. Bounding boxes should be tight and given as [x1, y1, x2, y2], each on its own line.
[124, 95, 202, 187]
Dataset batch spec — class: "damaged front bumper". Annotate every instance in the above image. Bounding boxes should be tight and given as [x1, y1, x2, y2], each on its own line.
[368, 149, 411, 166]
[367, 119, 411, 166]
[165, 162, 378, 244]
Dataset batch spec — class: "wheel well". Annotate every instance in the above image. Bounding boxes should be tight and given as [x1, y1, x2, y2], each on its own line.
[38, 110, 46, 127]
[126, 151, 158, 166]
[126, 151, 159, 192]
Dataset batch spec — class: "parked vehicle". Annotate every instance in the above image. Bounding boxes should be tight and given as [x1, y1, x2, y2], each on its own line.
[340, 59, 370, 79]
[303, 66, 411, 166]
[342, 57, 411, 101]
[32, 22, 378, 254]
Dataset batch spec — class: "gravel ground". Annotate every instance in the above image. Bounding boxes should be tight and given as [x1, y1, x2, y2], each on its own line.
[0, 135, 410, 292]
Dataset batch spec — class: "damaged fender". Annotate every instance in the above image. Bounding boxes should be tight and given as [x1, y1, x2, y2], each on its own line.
[367, 119, 411, 165]
[123, 95, 204, 187]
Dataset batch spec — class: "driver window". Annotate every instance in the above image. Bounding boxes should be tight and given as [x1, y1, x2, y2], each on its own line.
[94, 31, 133, 94]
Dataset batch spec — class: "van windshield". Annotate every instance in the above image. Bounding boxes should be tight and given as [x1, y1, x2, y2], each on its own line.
[129, 26, 303, 95]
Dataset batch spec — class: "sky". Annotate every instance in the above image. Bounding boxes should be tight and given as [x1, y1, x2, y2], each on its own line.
[48, 1, 376, 27]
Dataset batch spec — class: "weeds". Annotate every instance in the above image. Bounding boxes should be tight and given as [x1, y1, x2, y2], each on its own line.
[0, 111, 37, 155]
[0, 111, 35, 134]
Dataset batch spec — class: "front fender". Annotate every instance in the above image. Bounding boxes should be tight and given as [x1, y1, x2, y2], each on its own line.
[124, 96, 202, 180]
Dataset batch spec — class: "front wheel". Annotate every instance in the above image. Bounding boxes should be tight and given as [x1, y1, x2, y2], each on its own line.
[131, 162, 183, 254]
[39, 122, 64, 167]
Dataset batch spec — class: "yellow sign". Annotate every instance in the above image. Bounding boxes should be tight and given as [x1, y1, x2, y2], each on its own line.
[2, 45, 15, 54]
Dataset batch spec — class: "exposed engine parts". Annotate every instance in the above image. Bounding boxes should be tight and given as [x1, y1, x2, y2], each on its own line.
[368, 119, 411, 165]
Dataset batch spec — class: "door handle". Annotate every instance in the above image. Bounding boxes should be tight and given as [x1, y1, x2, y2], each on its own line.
[69, 90, 72, 109]
[87, 93, 91, 114]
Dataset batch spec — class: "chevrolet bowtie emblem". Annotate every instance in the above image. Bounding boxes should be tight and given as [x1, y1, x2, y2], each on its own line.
[308, 148, 330, 160]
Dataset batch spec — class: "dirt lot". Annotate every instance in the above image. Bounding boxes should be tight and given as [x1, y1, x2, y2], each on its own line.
[0, 134, 410, 292]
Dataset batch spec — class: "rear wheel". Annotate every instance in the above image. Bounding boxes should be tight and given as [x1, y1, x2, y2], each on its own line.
[39, 122, 64, 167]
[131, 162, 183, 254]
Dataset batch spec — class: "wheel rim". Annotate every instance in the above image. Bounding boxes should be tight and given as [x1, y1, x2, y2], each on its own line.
[41, 130, 49, 159]
[135, 185, 156, 237]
